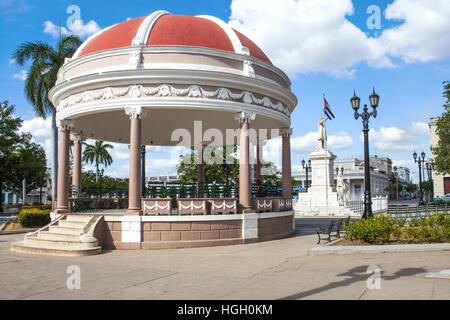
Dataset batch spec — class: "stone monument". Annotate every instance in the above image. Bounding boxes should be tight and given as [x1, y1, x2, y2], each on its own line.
[294, 117, 358, 217]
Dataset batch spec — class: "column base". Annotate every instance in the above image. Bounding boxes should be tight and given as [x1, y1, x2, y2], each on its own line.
[239, 206, 256, 214]
[55, 208, 70, 214]
[125, 209, 142, 216]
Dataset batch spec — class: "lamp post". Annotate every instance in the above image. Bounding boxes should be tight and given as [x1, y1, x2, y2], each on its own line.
[413, 151, 426, 204]
[302, 159, 311, 192]
[97, 168, 105, 201]
[222, 150, 230, 196]
[425, 161, 433, 200]
[141, 145, 146, 197]
[350, 88, 379, 219]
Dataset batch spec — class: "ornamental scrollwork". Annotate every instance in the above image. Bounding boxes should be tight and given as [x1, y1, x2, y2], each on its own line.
[57, 84, 291, 116]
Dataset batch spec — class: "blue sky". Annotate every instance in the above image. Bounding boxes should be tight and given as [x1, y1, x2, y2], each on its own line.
[1, 0, 449, 183]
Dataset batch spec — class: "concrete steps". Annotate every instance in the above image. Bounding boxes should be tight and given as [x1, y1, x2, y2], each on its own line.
[10, 214, 102, 256]
[10, 241, 101, 257]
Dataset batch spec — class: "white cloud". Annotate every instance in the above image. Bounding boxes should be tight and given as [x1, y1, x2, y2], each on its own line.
[9, 58, 16, 64]
[364, 126, 417, 152]
[263, 131, 353, 167]
[228, 0, 450, 76]
[380, 0, 450, 63]
[12, 70, 27, 81]
[409, 121, 430, 135]
[328, 131, 354, 150]
[19, 117, 53, 163]
[43, 19, 100, 39]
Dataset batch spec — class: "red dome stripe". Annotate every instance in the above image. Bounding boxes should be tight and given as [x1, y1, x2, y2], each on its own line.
[147, 15, 234, 52]
[233, 29, 271, 64]
[80, 17, 146, 56]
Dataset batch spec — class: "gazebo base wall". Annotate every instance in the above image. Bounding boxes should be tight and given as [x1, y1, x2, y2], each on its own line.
[97, 211, 295, 250]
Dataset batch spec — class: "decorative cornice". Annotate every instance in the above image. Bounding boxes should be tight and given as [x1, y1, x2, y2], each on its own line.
[57, 84, 291, 116]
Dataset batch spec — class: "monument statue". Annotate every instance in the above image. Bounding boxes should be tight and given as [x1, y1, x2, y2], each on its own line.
[316, 117, 327, 151]
[336, 169, 350, 206]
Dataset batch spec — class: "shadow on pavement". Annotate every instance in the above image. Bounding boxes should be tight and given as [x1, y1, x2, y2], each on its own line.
[279, 265, 427, 300]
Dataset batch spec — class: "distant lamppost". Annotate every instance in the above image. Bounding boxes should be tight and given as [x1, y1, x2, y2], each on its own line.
[350, 88, 379, 218]
[302, 159, 312, 192]
[141, 145, 146, 197]
[425, 161, 433, 200]
[413, 151, 426, 204]
[222, 152, 230, 196]
[97, 168, 105, 200]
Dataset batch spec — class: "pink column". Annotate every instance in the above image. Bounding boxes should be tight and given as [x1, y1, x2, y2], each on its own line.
[281, 128, 293, 198]
[71, 134, 82, 194]
[197, 144, 205, 183]
[256, 140, 265, 184]
[56, 120, 73, 213]
[126, 107, 142, 215]
[238, 112, 255, 213]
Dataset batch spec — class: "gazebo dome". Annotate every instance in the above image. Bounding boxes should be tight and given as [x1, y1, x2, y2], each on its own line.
[50, 10, 297, 146]
[74, 11, 272, 64]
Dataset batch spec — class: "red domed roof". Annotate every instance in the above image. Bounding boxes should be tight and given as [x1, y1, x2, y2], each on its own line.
[74, 11, 271, 64]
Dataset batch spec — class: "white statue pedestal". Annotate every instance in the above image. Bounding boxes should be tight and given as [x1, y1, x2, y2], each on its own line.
[295, 148, 358, 217]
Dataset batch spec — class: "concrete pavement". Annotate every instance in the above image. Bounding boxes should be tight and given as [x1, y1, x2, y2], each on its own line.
[0, 218, 449, 300]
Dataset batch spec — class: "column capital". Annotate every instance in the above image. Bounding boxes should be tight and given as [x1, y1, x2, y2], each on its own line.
[125, 106, 144, 119]
[235, 111, 256, 124]
[280, 127, 293, 137]
[57, 119, 74, 131]
[70, 133, 83, 144]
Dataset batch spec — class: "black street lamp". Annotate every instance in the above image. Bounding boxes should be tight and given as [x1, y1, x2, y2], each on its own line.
[413, 151, 426, 204]
[425, 161, 433, 200]
[302, 159, 312, 192]
[141, 145, 146, 197]
[97, 168, 105, 200]
[350, 88, 379, 219]
[222, 151, 230, 196]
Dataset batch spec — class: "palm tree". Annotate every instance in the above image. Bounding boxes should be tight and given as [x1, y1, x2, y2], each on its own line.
[13, 35, 82, 209]
[82, 141, 114, 179]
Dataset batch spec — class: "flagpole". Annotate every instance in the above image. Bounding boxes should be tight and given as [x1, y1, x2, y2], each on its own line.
[323, 92, 328, 216]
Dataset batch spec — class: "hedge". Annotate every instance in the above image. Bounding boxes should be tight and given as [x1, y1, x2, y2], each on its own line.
[20, 205, 52, 211]
[18, 208, 51, 228]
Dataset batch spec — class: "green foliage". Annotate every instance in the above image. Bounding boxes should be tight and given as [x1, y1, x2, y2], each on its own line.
[176, 145, 280, 185]
[13, 36, 82, 118]
[82, 140, 114, 175]
[403, 213, 450, 243]
[0, 101, 23, 210]
[21, 205, 52, 211]
[431, 81, 450, 175]
[421, 180, 433, 192]
[79, 170, 128, 196]
[345, 215, 400, 244]
[0, 101, 47, 206]
[406, 183, 418, 194]
[345, 214, 450, 244]
[18, 208, 51, 228]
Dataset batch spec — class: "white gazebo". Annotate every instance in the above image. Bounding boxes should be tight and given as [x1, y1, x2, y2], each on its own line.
[12, 11, 298, 254]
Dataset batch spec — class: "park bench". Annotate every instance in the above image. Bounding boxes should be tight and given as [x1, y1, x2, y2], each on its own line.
[316, 217, 350, 244]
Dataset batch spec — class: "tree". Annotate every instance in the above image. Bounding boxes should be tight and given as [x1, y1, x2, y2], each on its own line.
[13, 35, 83, 209]
[82, 140, 114, 179]
[406, 183, 418, 197]
[431, 81, 450, 175]
[6, 133, 47, 203]
[0, 101, 23, 211]
[176, 145, 281, 185]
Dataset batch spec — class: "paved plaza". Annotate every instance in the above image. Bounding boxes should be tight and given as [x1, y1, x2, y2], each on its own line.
[0, 218, 449, 300]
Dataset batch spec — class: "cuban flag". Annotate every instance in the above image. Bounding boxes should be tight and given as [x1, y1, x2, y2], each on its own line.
[323, 96, 335, 121]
